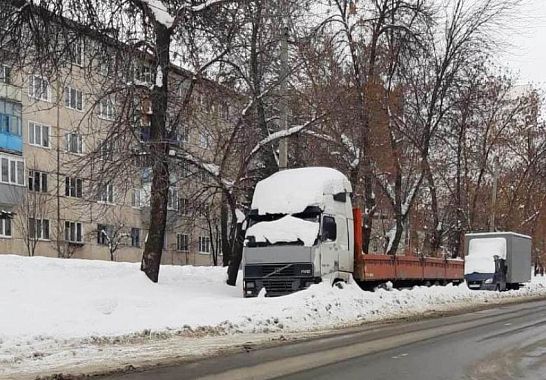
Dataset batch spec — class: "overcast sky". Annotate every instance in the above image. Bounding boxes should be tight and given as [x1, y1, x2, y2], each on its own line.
[502, 0, 546, 87]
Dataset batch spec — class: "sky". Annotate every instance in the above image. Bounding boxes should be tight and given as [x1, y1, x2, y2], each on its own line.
[502, 0, 546, 87]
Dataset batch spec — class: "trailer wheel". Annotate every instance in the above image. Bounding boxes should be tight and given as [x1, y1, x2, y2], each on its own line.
[333, 279, 345, 289]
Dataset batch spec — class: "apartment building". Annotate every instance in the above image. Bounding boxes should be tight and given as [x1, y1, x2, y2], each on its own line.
[0, 38, 237, 266]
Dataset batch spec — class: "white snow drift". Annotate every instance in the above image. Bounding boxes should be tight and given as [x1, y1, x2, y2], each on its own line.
[1, 255, 545, 378]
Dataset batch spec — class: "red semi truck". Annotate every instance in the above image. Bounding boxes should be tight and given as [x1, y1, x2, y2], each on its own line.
[242, 167, 464, 297]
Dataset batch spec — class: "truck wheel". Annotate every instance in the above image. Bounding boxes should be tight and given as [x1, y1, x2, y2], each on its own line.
[495, 284, 501, 292]
[333, 279, 345, 289]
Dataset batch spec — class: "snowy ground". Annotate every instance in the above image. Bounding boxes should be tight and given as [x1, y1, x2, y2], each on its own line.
[1, 255, 545, 379]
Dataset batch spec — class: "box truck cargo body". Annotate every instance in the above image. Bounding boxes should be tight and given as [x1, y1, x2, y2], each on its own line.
[464, 232, 532, 291]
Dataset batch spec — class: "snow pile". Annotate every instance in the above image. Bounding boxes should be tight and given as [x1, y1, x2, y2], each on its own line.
[251, 167, 352, 215]
[465, 237, 506, 274]
[245, 215, 319, 246]
[142, 0, 174, 28]
[1, 255, 545, 378]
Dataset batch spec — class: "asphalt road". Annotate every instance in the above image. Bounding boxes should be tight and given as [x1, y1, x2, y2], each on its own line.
[103, 298, 546, 380]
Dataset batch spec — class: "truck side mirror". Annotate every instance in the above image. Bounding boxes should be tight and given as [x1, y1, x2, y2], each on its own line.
[322, 216, 337, 242]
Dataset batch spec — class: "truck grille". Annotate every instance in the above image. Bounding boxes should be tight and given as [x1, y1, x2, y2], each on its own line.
[262, 264, 296, 277]
[245, 263, 312, 278]
[262, 279, 298, 296]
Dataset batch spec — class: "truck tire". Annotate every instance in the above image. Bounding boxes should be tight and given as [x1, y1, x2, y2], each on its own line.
[333, 279, 345, 289]
[495, 284, 501, 292]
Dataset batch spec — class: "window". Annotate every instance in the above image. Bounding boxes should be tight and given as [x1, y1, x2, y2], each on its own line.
[0, 217, 11, 237]
[97, 224, 113, 245]
[179, 198, 189, 215]
[321, 216, 337, 242]
[0, 100, 22, 136]
[99, 60, 112, 77]
[64, 86, 83, 111]
[65, 132, 83, 154]
[99, 97, 115, 120]
[98, 139, 114, 161]
[136, 63, 152, 84]
[29, 218, 50, 240]
[65, 221, 83, 243]
[0, 65, 11, 84]
[69, 38, 84, 66]
[28, 75, 51, 101]
[198, 236, 211, 254]
[131, 188, 141, 208]
[65, 176, 83, 198]
[28, 121, 50, 148]
[0, 155, 24, 185]
[177, 233, 189, 251]
[28, 170, 48, 192]
[167, 188, 178, 210]
[98, 183, 114, 203]
[131, 228, 140, 247]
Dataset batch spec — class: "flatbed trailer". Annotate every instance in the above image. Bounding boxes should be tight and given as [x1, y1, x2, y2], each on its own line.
[354, 253, 465, 288]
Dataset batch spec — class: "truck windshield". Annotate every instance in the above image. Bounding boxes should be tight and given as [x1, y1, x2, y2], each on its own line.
[247, 206, 322, 228]
[245, 206, 322, 247]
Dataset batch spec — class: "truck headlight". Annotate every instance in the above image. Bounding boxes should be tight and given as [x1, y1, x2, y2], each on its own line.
[245, 281, 255, 289]
[485, 278, 493, 284]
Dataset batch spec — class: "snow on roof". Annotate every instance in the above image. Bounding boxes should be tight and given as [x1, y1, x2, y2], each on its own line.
[245, 215, 319, 247]
[467, 232, 531, 240]
[465, 237, 506, 275]
[251, 167, 352, 215]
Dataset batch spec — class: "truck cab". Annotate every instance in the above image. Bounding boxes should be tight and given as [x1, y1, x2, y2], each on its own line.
[242, 167, 354, 297]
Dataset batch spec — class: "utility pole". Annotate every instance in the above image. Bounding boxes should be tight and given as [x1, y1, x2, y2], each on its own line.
[278, 20, 289, 170]
[489, 156, 500, 232]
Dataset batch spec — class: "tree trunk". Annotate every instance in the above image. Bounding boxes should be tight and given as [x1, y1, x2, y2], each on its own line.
[226, 222, 244, 286]
[140, 23, 171, 283]
[250, 2, 277, 178]
[220, 200, 230, 266]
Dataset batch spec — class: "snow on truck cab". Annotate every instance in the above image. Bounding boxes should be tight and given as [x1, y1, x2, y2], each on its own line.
[243, 167, 355, 297]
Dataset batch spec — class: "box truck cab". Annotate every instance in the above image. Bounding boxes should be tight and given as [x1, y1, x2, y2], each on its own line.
[243, 167, 354, 297]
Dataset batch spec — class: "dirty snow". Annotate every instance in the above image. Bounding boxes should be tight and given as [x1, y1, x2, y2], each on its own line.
[1, 255, 545, 378]
[245, 215, 319, 246]
[251, 167, 352, 215]
[465, 237, 506, 274]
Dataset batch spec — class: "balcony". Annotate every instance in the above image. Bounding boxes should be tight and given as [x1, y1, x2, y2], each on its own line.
[0, 131, 22, 154]
[0, 82, 22, 103]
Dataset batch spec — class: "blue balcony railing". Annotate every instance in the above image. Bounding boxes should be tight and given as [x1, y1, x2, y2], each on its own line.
[0, 131, 22, 153]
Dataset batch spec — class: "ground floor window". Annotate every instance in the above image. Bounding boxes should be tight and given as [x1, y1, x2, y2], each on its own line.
[198, 235, 210, 254]
[177, 233, 189, 251]
[65, 221, 83, 243]
[131, 228, 140, 247]
[29, 218, 49, 240]
[0, 217, 11, 237]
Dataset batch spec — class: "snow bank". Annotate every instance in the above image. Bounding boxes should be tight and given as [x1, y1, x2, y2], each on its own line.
[251, 167, 352, 215]
[465, 237, 506, 274]
[245, 215, 319, 246]
[1, 255, 545, 378]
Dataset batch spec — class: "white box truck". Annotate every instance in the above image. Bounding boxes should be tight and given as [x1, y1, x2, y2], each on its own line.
[464, 232, 532, 291]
